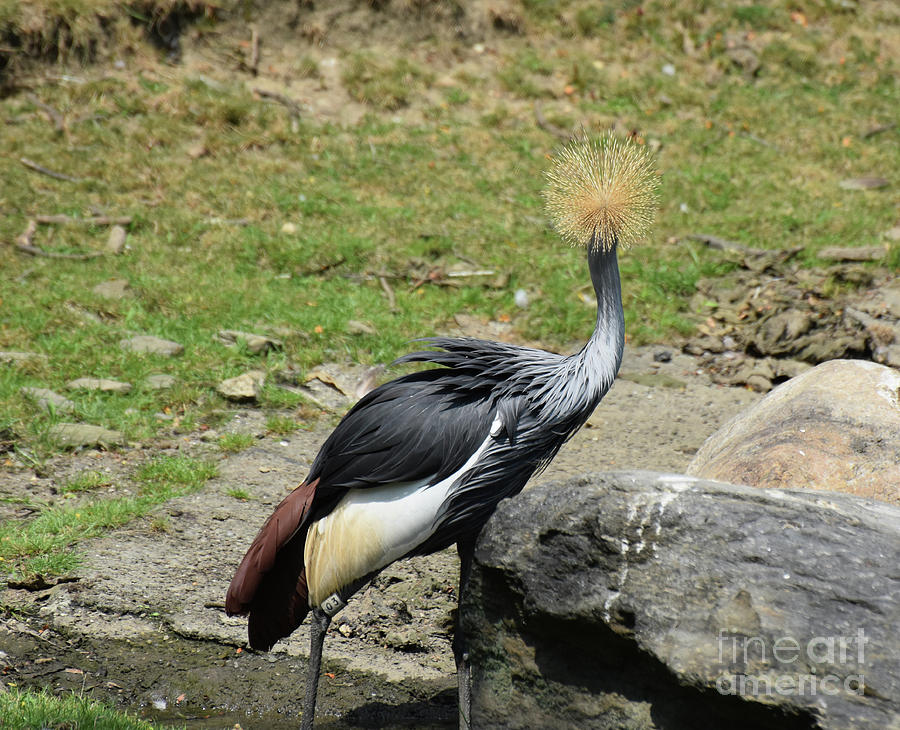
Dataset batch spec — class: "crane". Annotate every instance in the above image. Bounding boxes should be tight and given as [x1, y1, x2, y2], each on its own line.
[225, 134, 659, 729]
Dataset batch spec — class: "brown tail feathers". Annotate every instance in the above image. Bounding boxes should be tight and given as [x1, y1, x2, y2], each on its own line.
[225, 478, 319, 651]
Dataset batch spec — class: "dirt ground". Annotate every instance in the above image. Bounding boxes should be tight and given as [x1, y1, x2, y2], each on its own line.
[0, 346, 759, 728]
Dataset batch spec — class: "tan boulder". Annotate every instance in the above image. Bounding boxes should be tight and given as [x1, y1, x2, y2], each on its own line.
[687, 359, 900, 503]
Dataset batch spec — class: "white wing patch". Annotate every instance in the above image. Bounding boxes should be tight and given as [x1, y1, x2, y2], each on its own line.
[305, 419, 501, 608]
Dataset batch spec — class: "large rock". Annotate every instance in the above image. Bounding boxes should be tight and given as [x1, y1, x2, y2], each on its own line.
[687, 359, 900, 504]
[464, 472, 900, 730]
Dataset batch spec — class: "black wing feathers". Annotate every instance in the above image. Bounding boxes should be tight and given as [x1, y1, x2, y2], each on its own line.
[307, 365, 495, 498]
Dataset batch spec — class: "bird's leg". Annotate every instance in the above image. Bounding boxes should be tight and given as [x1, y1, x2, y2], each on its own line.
[301, 608, 331, 730]
[454, 537, 477, 730]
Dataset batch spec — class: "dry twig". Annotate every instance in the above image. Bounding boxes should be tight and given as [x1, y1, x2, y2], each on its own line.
[250, 27, 260, 76]
[26, 93, 65, 133]
[13, 219, 102, 260]
[379, 275, 397, 311]
[253, 88, 302, 122]
[16, 219, 38, 248]
[534, 102, 570, 140]
[862, 123, 896, 139]
[36, 214, 132, 226]
[20, 157, 82, 183]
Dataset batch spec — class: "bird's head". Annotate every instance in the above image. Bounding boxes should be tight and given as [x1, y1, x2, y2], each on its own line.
[543, 133, 659, 253]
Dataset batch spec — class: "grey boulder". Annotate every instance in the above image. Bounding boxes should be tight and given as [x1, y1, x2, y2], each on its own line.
[464, 471, 899, 730]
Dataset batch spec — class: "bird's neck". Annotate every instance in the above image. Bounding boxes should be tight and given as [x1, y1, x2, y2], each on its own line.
[578, 242, 625, 395]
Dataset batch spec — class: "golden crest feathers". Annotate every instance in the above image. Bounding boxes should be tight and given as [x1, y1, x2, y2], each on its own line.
[543, 134, 659, 251]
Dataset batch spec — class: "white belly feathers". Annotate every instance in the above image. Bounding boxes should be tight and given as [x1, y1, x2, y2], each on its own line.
[304, 419, 500, 608]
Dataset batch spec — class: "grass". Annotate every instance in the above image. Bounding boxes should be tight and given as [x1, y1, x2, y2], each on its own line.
[342, 54, 435, 109]
[0, 687, 180, 730]
[0, 455, 217, 579]
[217, 432, 254, 453]
[266, 414, 300, 434]
[59, 469, 110, 494]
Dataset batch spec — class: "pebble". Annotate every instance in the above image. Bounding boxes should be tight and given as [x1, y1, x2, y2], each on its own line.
[49, 423, 124, 449]
[0, 351, 46, 364]
[145, 374, 176, 390]
[67, 377, 132, 394]
[92, 279, 130, 299]
[120, 336, 184, 357]
[216, 330, 283, 355]
[217, 371, 265, 402]
[20, 387, 75, 414]
[106, 225, 127, 254]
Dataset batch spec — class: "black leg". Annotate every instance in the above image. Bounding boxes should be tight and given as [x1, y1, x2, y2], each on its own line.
[454, 537, 477, 730]
[301, 608, 331, 730]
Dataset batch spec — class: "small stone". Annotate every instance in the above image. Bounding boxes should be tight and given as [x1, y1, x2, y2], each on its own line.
[120, 336, 184, 357]
[20, 387, 74, 414]
[876, 343, 900, 368]
[726, 46, 760, 76]
[216, 330, 283, 355]
[0, 351, 46, 365]
[281, 222, 297, 234]
[67, 377, 132, 394]
[187, 142, 208, 159]
[199, 429, 219, 443]
[884, 226, 900, 241]
[514, 289, 529, 308]
[217, 370, 265, 402]
[145, 374, 176, 390]
[652, 349, 672, 363]
[92, 278, 130, 299]
[106, 225, 127, 254]
[817, 245, 886, 262]
[838, 177, 889, 190]
[49, 423, 124, 449]
[346, 320, 377, 336]
[745, 374, 772, 393]
[661, 63, 676, 76]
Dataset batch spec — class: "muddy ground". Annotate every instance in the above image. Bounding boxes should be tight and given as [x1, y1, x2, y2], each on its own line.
[0, 346, 759, 728]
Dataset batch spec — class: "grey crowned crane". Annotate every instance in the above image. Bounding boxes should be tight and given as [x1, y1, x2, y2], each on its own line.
[225, 134, 659, 729]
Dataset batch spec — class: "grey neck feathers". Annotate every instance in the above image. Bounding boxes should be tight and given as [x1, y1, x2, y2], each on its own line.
[576, 241, 625, 397]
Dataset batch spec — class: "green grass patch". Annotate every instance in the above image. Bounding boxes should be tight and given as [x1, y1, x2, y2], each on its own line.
[0, 687, 179, 730]
[266, 414, 300, 435]
[0, 456, 217, 579]
[342, 54, 434, 109]
[218, 432, 255, 453]
[226, 487, 251, 501]
[59, 469, 110, 494]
